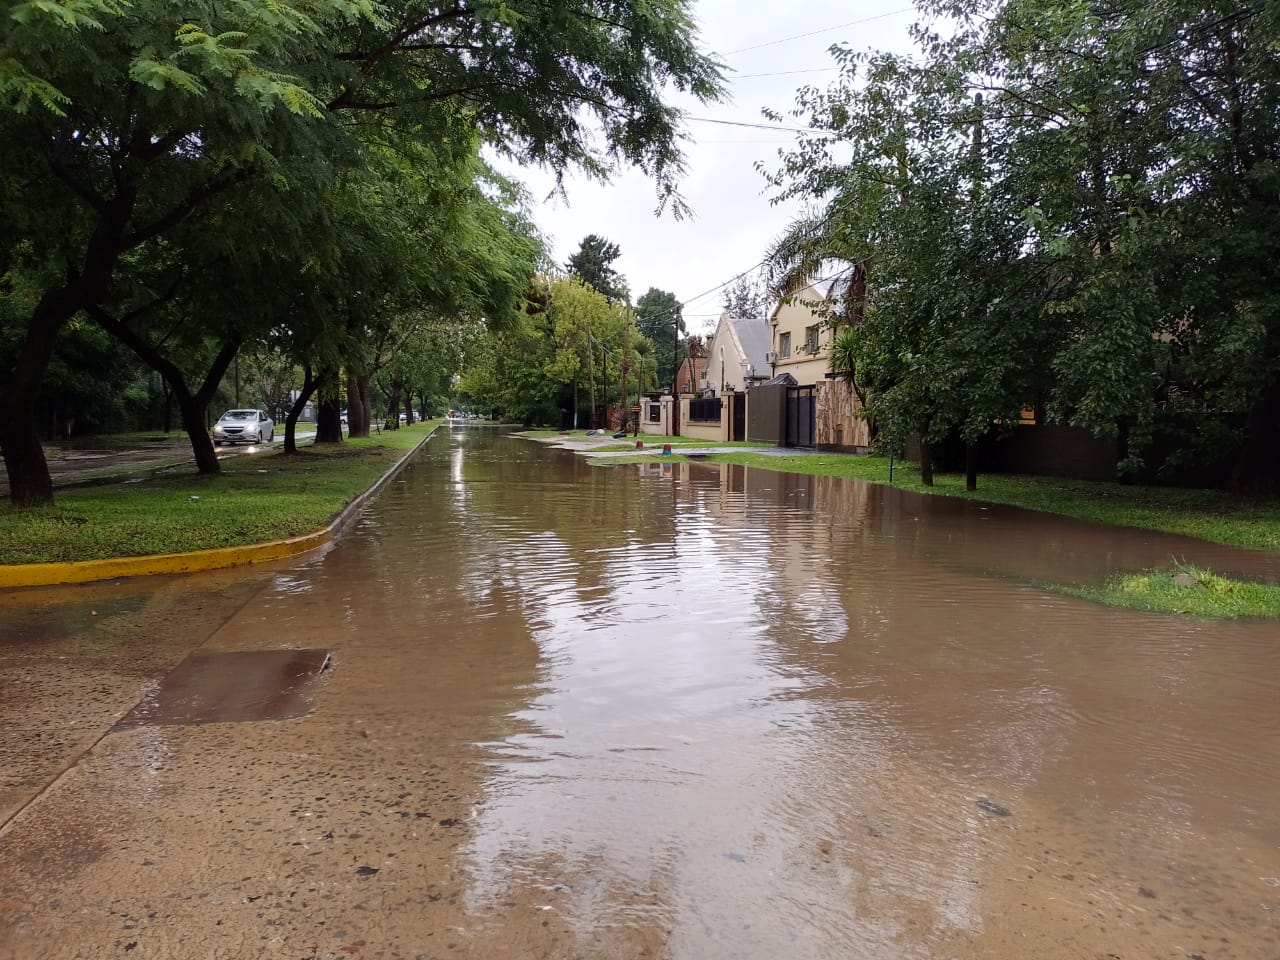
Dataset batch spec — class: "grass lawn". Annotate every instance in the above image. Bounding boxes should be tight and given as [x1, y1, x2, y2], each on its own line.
[1057, 565, 1280, 619]
[0, 422, 438, 565]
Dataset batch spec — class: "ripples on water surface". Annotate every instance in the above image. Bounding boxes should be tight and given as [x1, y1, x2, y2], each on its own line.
[338, 431, 1278, 959]
[2, 428, 1277, 960]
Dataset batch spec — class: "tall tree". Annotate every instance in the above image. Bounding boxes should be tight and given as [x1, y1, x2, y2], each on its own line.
[635, 288, 684, 393]
[0, 0, 724, 504]
[459, 276, 642, 426]
[765, 38, 1051, 487]
[565, 234, 629, 304]
[721, 275, 766, 318]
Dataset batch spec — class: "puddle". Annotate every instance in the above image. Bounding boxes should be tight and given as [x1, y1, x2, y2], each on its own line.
[113, 649, 332, 728]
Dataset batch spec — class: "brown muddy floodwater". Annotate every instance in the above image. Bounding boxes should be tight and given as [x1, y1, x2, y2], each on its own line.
[1, 429, 1278, 960]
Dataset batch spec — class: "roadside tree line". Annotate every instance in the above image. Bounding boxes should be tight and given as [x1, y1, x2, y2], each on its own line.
[459, 235, 705, 429]
[764, 0, 1280, 492]
[0, 0, 723, 505]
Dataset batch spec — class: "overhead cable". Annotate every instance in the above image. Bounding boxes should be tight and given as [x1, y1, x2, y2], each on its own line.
[684, 115, 822, 134]
[731, 67, 840, 79]
[723, 8, 915, 56]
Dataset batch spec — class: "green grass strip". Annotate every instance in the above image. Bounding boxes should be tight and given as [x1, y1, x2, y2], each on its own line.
[0, 422, 437, 565]
[1056, 565, 1280, 619]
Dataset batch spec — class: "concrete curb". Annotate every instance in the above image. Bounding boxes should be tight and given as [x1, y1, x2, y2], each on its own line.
[0, 427, 438, 590]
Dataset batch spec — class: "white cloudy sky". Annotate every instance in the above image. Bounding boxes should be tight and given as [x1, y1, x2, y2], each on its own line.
[496, 0, 922, 332]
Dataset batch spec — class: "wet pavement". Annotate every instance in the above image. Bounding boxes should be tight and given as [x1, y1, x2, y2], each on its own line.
[1, 430, 1278, 959]
[0, 431, 319, 497]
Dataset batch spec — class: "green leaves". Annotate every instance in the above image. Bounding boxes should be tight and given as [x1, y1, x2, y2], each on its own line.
[128, 57, 205, 93]
[2, 0, 724, 500]
[764, 0, 1280, 488]
[6, 0, 123, 30]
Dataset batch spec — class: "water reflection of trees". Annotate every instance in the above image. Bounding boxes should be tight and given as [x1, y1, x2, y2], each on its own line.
[432, 435, 1278, 958]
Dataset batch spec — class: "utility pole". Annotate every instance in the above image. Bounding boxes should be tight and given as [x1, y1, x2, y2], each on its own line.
[671, 309, 680, 438]
[966, 92, 984, 492]
[587, 335, 596, 428]
[620, 309, 630, 434]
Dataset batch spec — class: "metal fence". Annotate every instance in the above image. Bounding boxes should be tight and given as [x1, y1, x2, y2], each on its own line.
[688, 397, 722, 423]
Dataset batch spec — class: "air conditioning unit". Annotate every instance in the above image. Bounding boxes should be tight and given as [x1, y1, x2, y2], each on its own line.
[765, 351, 777, 364]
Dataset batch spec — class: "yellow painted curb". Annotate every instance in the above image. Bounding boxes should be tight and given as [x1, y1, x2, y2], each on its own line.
[0, 427, 437, 590]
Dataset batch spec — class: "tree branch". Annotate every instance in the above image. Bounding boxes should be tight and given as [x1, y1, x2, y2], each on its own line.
[123, 168, 255, 249]
[328, 3, 474, 109]
[47, 153, 108, 215]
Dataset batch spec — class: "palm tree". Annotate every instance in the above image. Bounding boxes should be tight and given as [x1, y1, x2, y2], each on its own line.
[762, 206, 870, 327]
[763, 204, 875, 440]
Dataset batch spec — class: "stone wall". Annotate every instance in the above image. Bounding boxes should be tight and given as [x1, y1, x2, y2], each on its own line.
[815, 379, 870, 451]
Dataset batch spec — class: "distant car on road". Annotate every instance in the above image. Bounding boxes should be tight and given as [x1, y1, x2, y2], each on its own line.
[213, 409, 275, 446]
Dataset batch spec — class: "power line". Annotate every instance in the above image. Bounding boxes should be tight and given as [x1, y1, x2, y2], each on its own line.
[723, 8, 914, 56]
[695, 139, 803, 143]
[730, 67, 839, 79]
[680, 260, 768, 310]
[684, 115, 822, 134]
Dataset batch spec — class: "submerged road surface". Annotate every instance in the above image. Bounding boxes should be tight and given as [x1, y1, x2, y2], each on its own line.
[1, 430, 1278, 959]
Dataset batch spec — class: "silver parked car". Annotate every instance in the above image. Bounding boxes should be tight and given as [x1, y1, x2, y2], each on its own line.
[213, 409, 275, 446]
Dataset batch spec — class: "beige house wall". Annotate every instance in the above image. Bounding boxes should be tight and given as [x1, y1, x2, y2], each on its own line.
[639, 396, 674, 436]
[678, 397, 726, 442]
[705, 314, 752, 396]
[769, 285, 832, 385]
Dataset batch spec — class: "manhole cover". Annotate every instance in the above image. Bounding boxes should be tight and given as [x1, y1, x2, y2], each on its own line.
[115, 649, 332, 728]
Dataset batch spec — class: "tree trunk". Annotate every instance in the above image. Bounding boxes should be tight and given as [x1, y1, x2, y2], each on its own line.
[0, 287, 86, 505]
[162, 383, 174, 433]
[284, 365, 315, 453]
[587, 345, 596, 427]
[345, 374, 368, 438]
[317, 397, 343, 441]
[314, 366, 343, 443]
[919, 439, 934, 486]
[87, 307, 238, 475]
[175, 389, 220, 474]
[965, 442, 978, 491]
[388, 372, 404, 430]
[0, 418, 53, 508]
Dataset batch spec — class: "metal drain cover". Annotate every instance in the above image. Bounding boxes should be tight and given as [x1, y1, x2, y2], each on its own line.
[115, 649, 332, 728]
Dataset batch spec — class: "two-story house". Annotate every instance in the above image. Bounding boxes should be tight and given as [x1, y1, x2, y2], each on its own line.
[760, 280, 870, 452]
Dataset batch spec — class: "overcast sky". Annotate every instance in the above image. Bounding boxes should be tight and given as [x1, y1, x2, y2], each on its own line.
[497, 1, 921, 332]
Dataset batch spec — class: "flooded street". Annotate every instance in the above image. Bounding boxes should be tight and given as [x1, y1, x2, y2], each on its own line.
[2, 429, 1278, 959]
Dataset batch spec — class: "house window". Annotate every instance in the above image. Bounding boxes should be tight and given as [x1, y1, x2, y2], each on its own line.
[779, 332, 791, 358]
[805, 324, 820, 354]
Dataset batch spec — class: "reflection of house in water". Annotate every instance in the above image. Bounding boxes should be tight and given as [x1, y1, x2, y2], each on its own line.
[675, 461, 873, 638]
